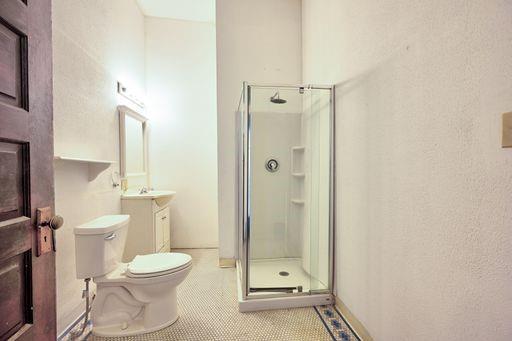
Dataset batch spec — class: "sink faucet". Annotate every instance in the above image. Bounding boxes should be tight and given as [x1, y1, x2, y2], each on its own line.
[139, 187, 154, 194]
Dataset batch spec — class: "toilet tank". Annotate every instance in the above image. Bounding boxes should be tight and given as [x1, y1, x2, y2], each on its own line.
[74, 215, 130, 279]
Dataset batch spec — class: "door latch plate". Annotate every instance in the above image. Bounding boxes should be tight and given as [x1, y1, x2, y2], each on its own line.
[36, 207, 53, 256]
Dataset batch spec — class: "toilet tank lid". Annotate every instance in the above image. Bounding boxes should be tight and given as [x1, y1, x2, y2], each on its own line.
[74, 215, 130, 235]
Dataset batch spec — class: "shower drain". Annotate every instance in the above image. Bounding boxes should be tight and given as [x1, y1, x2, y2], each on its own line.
[279, 271, 290, 277]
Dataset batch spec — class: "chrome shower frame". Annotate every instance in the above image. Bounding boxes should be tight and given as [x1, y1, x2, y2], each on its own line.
[237, 82, 336, 303]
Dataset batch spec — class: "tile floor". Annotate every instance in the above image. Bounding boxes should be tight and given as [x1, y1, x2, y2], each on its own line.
[89, 249, 354, 341]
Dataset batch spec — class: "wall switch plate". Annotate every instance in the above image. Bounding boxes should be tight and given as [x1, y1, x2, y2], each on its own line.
[502, 112, 512, 148]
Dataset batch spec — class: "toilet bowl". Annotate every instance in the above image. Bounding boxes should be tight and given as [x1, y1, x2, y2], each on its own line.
[74, 215, 192, 337]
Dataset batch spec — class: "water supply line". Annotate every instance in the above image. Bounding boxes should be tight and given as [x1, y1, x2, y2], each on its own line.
[70, 278, 94, 340]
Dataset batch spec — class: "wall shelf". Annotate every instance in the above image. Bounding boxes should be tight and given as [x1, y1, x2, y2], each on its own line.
[292, 173, 305, 177]
[291, 199, 305, 205]
[54, 156, 117, 181]
[54, 156, 117, 164]
[291, 146, 305, 152]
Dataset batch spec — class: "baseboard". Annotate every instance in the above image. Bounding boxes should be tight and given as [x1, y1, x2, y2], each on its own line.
[334, 296, 373, 341]
[218, 257, 236, 268]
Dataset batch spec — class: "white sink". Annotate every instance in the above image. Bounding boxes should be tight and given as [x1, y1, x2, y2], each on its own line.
[122, 190, 176, 207]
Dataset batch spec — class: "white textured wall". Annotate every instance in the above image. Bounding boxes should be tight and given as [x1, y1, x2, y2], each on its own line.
[145, 17, 218, 248]
[52, 0, 145, 334]
[216, 0, 303, 259]
[302, 0, 512, 340]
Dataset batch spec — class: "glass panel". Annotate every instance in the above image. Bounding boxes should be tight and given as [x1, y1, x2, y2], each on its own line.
[246, 85, 331, 296]
[304, 89, 331, 293]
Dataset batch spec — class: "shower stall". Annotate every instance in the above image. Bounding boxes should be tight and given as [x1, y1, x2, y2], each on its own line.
[237, 82, 335, 311]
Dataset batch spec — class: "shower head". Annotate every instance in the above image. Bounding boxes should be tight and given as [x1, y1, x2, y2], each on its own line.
[270, 91, 287, 104]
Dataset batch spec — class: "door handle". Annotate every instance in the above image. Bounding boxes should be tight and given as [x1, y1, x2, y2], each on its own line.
[36, 208, 64, 256]
[47, 215, 64, 230]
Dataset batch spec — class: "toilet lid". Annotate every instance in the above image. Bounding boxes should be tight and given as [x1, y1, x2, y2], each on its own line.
[127, 252, 192, 278]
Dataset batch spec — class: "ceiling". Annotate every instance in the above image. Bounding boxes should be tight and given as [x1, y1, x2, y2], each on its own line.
[136, 0, 215, 23]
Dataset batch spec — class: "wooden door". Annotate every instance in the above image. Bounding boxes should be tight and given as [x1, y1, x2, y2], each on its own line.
[0, 0, 55, 340]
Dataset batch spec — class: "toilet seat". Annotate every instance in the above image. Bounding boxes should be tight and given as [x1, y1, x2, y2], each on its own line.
[127, 252, 192, 278]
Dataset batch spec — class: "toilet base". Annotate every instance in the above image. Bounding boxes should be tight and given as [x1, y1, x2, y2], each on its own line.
[89, 261, 192, 337]
[92, 315, 179, 337]
[91, 282, 181, 337]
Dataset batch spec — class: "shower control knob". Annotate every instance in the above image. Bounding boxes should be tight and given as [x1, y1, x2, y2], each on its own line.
[265, 158, 279, 172]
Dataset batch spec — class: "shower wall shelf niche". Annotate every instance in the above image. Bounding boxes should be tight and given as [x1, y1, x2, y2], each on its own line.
[290, 146, 306, 206]
[291, 146, 305, 174]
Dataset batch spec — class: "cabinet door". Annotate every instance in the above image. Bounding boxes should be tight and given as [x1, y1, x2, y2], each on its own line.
[154, 209, 166, 251]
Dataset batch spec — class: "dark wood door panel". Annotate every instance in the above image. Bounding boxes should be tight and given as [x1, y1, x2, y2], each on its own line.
[0, 141, 28, 222]
[0, 0, 28, 34]
[0, 0, 30, 143]
[0, 112, 29, 141]
[0, 21, 28, 110]
[0, 251, 31, 341]
[0, 217, 31, 261]
[0, 0, 55, 339]
[0, 23, 19, 100]
[0, 218, 32, 341]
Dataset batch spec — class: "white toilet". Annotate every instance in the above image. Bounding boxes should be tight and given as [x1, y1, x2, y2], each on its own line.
[74, 215, 192, 337]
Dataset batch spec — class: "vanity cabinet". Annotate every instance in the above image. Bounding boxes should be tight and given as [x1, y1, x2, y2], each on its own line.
[121, 198, 171, 262]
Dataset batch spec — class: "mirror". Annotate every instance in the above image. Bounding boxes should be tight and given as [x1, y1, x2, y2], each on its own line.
[125, 115, 144, 173]
[118, 105, 148, 178]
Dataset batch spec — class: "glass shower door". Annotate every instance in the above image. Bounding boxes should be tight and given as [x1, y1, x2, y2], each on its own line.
[303, 88, 332, 293]
[243, 84, 333, 297]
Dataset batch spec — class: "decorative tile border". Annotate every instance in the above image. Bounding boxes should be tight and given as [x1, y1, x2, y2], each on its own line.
[314, 305, 360, 341]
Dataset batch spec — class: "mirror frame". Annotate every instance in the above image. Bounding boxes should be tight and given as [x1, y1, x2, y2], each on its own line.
[118, 105, 149, 179]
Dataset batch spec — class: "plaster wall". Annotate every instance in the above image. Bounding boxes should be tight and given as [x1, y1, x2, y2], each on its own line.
[145, 17, 219, 248]
[52, 0, 145, 334]
[302, 0, 512, 339]
[216, 0, 303, 259]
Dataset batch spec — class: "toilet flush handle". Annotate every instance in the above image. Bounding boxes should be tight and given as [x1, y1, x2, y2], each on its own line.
[104, 232, 117, 240]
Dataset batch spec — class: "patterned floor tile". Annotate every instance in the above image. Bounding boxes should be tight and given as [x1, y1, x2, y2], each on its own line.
[87, 249, 336, 341]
